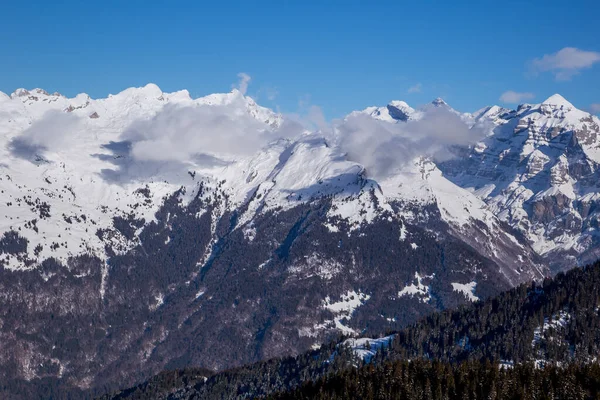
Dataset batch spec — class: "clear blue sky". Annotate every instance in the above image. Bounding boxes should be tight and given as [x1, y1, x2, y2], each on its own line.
[2, 0, 599, 118]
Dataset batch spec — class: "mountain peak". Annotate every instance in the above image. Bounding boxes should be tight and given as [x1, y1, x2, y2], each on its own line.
[108, 83, 164, 101]
[431, 97, 448, 107]
[386, 100, 415, 121]
[388, 100, 411, 109]
[10, 88, 30, 98]
[541, 94, 574, 109]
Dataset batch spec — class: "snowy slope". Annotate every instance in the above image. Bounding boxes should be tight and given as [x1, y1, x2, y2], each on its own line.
[441, 94, 600, 271]
[0, 85, 552, 284]
[0, 85, 282, 270]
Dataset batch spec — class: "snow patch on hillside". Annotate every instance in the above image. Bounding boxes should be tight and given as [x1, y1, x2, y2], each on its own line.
[322, 290, 371, 334]
[532, 310, 571, 347]
[342, 335, 395, 363]
[398, 272, 434, 303]
[451, 281, 479, 302]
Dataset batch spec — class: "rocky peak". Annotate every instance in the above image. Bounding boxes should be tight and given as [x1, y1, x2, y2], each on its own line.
[431, 97, 448, 107]
[386, 100, 415, 121]
[11, 88, 30, 98]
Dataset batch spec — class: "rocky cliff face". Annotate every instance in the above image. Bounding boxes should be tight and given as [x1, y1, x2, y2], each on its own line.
[440, 94, 600, 272]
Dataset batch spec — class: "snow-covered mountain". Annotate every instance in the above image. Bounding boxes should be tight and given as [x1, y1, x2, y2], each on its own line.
[0, 85, 544, 281]
[440, 94, 600, 272]
[0, 85, 594, 394]
[358, 100, 421, 122]
[0, 84, 280, 269]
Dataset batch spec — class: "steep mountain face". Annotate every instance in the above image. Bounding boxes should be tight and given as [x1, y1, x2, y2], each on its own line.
[0, 85, 585, 396]
[107, 260, 600, 400]
[440, 94, 600, 272]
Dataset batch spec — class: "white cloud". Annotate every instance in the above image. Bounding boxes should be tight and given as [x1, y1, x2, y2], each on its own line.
[9, 111, 82, 160]
[407, 83, 422, 94]
[499, 91, 535, 104]
[235, 72, 252, 95]
[590, 104, 600, 114]
[122, 100, 298, 165]
[530, 47, 600, 81]
[330, 107, 484, 180]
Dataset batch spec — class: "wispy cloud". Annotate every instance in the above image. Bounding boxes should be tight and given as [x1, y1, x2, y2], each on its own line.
[499, 91, 535, 104]
[266, 87, 278, 101]
[590, 104, 600, 114]
[255, 86, 279, 101]
[234, 72, 252, 95]
[407, 83, 422, 94]
[530, 47, 600, 81]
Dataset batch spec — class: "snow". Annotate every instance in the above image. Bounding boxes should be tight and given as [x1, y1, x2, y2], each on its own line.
[443, 91, 600, 268]
[322, 290, 371, 334]
[356, 100, 420, 122]
[380, 157, 492, 228]
[532, 310, 571, 347]
[451, 281, 479, 302]
[150, 293, 165, 311]
[341, 335, 395, 363]
[0, 83, 284, 272]
[0, 85, 594, 288]
[399, 223, 407, 241]
[542, 94, 575, 109]
[499, 360, 514, 369]
[324, 290, 370, 314]
[288, 254, 342, 280]
[397, 272, 434, 303]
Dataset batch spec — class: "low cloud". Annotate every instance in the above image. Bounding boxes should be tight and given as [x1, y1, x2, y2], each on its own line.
[407, 83, 422, 94]
[114, 92, 481, 183]
[8, 111, 82, 160]
[331, 107, 483, 180]
[9, 87, 486, 186]
[123, 102, 296, 163]
[499, 91, 535, 104]
[98, 95, 304, 182]
[590, 104, 600, 114]
[235, 72, 252, 95]
[530, 47, 600, 81]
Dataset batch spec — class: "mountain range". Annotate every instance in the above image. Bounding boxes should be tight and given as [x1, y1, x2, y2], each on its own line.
[0, 85, 599, 396]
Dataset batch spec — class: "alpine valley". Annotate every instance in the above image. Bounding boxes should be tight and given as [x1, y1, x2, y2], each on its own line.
[0, 84, 599, 397]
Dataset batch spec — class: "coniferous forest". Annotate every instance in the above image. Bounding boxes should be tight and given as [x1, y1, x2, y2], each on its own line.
[271, 361, 600, 400]
[103, 261, 600, 399]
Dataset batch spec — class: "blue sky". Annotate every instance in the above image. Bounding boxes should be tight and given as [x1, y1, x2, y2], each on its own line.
[2, 0, 599, 118]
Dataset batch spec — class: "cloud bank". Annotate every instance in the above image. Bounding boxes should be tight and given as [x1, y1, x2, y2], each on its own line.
[7, 84, 483, 186]
[331, 107, 483, 180]
[123, 102, 301, 163]
[9, 111, 82, 160]
[94, 95, 304, 182]
[499, 91, 535, 104]
[112, 95, 482, 182]
[530, 47, 600, 81]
